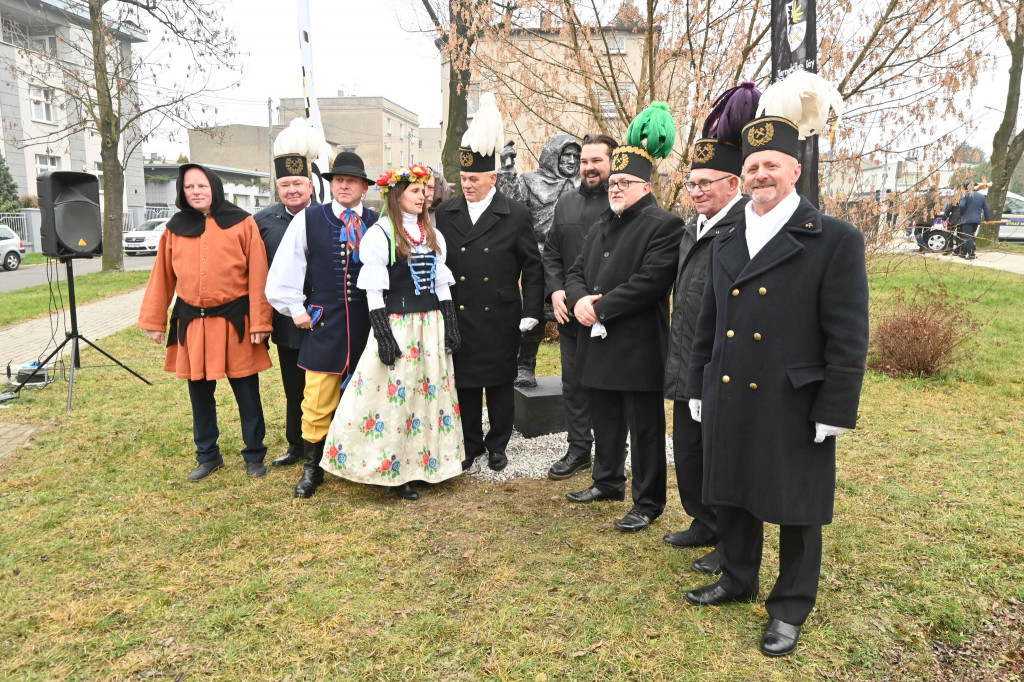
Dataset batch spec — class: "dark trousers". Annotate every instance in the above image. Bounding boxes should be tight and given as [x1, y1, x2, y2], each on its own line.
[277, 345, 305, 454]
[187, 373, 267, 464]
[716, 505, 823, 626]
[672, 400, 716, 538]
[590, 388, 666, 518]
[459, 382, 514, 458]
[961, 222, 979, 256]
[559, 332, 593, 458]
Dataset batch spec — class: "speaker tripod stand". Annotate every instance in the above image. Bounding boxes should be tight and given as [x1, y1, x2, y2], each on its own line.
[11, 257, 151, 412]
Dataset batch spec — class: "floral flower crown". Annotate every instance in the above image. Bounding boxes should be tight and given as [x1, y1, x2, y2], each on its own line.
[375, 164, 433, 198]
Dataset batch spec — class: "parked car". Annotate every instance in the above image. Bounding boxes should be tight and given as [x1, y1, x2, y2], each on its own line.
[0, 224, 26, 271]
[122, 218, 168, 256]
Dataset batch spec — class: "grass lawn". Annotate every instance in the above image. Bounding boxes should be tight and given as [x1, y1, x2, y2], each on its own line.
[0, 256, 1021, 680]
[0, 269, 151, 327]
[20, 253, 49, 266]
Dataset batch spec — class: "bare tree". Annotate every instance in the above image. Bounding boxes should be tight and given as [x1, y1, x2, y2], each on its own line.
[977, 0, 1024, 219]
[446, 0, 991, 232]
[7, 0, 237, 271]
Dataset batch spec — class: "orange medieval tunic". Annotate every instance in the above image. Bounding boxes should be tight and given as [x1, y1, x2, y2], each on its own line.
[137, 215, 274, 381]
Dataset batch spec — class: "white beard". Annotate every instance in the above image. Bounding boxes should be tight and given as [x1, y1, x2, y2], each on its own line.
[610, 199, 626, 215]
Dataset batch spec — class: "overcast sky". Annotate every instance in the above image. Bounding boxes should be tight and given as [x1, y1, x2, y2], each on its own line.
[142, 0, 1015, 163]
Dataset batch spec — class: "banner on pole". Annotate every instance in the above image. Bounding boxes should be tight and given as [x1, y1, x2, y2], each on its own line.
[771, 0, 820, 206]
[297, 0, 331, 204]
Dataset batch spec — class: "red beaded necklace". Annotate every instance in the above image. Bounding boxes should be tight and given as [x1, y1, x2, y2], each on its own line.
[404, 220, 425, 245]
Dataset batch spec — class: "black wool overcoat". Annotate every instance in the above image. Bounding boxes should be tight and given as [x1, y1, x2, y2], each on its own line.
[435, 190, 544, 388]
[686, 196, 870, 526]
[564, 193, 684, 392]
[255, 202, 306, 349]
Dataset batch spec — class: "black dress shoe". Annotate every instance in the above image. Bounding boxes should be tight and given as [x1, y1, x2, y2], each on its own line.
[188, 459, 223, 482]
[615, 509, 653, 532]
[461, 453, 481, 471]
[487, 451, 508, 471]
[394, 483, 420, 500]
[294, 440, 325, 498]
[691, 548, 722, 575]
[663, 528, 717, 548]
[547, 451, 592, 480]
[565, 486, 625, 503]
[246, 461, 267, 478]
[760, 619, 801, 657]
[684, 582, 758, 606]
[271, 449, 302, 466]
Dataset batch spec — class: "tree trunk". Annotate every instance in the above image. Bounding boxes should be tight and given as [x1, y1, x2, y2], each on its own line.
[90, 0, 124, 272]
[442, 58, 471, 186]
[988, 17, 1024, 221]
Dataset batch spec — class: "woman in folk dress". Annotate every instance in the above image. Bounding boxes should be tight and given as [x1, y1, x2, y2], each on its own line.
[321, 165, 464, 499]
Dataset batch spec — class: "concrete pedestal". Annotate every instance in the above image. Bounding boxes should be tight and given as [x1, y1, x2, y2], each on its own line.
[513, 375, 565, 438]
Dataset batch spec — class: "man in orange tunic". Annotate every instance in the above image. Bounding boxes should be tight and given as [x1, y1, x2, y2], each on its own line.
[138, 164, 275, 481]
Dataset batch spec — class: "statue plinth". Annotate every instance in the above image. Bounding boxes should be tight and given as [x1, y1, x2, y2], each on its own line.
[513, 375, 565, 438]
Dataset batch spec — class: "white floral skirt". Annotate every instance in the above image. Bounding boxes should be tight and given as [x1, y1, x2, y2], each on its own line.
[321, 310, 465, 486]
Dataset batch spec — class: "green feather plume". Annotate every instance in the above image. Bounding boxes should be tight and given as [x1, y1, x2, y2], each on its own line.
[626, 101, 676, 159]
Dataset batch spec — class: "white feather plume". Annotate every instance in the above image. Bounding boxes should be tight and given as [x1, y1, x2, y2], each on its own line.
[273, 118, 325, 161]
[460, 92, 504, 156]
[757, 71, 843, 140]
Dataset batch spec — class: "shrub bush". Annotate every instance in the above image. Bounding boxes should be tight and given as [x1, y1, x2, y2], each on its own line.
[870, 283, 980, 377]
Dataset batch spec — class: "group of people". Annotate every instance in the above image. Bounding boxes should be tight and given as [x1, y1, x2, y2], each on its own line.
[908, 182, 992, 259]
[138, 77, 869, 657]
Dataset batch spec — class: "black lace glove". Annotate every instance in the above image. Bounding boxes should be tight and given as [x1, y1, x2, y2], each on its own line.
[368, 308, 403, 366]
[439, 300, 462, 354]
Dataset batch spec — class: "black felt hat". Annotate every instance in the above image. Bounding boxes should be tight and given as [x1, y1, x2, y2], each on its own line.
[609, 145, 655, 182]
[741, 116, 800, 161]
[691, 139, 743, 176]
[458, 146, 496, 173]
[322, 151, 371, 182]
[274, 154, 310, 179]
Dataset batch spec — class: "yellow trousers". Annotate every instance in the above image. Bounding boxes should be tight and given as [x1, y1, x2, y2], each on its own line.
[301, 371, 343, 442]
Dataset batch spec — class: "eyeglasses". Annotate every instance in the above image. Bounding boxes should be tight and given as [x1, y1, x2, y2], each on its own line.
[684, 176, 732, 193]
[608, 179, 648, 191]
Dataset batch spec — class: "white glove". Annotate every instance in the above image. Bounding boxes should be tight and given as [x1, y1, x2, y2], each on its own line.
[590, 322, 608, 338]
[814, 423, 847, 443]
[688, 399, 702, 423]
[519, 317, 539, 332]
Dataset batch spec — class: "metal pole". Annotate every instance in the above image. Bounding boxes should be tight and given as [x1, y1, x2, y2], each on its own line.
[268, 97, 276, 202]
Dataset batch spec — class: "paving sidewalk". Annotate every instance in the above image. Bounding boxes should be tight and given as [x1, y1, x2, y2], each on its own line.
[0, 287, 147, 371]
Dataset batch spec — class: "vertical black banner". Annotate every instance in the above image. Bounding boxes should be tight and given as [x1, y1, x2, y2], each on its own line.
[770, 0, 819, 207]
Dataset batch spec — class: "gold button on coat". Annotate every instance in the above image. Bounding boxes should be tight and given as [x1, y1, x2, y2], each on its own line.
[484, 307, 490, 312]
[483, 277, 489, 282]
[459, 305, 465, 310]
[731, 289, 739, 296]
[726, 330, 734, 338]
[722, 375, 730, 383]
[749, 383, 758, 390]
[459, 276, 465, 282]
[754, 333, 762, 341]
[460, 247, 466, 252]
[759, 287, 767, 295]
[484, 248, 489, 253]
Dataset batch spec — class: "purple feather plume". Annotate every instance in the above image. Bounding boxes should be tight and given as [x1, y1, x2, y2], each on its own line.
[702, 82, 761, 146]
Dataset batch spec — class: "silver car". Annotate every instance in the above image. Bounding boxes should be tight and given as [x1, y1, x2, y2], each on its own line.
[0, 224, 25, 271]
[122, 218, 168, 255]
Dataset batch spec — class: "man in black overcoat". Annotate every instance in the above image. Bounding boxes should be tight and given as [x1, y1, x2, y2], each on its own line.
[435, 122, 544, 472]
[662, 134, 749, 573]
[563, 142, 684, 533]
[543, 133, 617, 481]
[683, 111, 870, 657]
[255, 140, 315, 467]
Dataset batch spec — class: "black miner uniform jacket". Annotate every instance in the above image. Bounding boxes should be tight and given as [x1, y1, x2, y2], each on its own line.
[564, 193, 684, 392]
[686, 195, 870, 526]
[663, 197, 748, 401]
[255, 202, 307, 349]
[543, 181, 610, 339]
[435, 190, 544, 388]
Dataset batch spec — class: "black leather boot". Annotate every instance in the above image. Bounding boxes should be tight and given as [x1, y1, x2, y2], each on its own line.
[514, 324, 544, 388]
[272, 445, 303, 467]
[294, 439, 326, 498]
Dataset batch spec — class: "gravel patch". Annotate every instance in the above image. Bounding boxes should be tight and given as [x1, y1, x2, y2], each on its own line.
[465, 414, 676, 483]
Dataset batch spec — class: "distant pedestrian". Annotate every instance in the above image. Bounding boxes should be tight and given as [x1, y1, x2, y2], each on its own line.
[957, 182, 990, 260]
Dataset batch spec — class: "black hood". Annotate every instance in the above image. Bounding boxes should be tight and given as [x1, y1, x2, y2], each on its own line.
[166, 163, 252, 236]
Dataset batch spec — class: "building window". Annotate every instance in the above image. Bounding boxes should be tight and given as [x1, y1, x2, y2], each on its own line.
[594, 84, 635, 119]
[30, 86, 55, 123]
[400, 123, 405, 137]
[1, 18, 27, 47]
[606, 36, 627, 55]
[29, 35, 57, 56]
[418, 140, 423, 150]
[35, 154, 60, 176]
[340, 145, 356, 154]
[437, 140, 442, 151]
[386, 146, 392, 164]
[387, 118, 392, 135]
[400, 151, 405, 166]
[95, 171, 104, 193]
